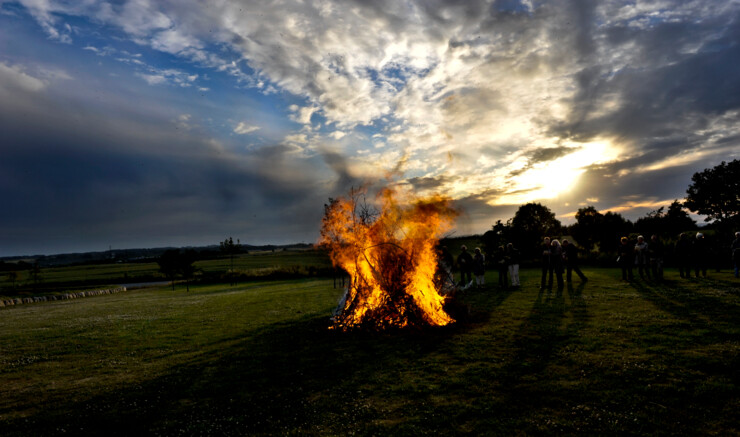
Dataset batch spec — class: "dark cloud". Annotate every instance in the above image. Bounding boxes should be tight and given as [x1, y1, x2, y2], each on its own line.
[0, 71, 331, 256]
[3, 0, 740, 255]
[320, 148, 364, 194]
[405, 174, 454, 192]
[452, 188, 517, 234]
[549, 6, 740, 160]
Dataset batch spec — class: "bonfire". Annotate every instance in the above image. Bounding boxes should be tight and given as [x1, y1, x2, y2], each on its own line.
[320, 186, 460, 330]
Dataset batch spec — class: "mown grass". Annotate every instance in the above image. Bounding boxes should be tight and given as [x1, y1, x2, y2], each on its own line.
[1, 268, 738, 435]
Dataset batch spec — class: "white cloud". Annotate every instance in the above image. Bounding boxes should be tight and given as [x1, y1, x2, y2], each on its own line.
[329, 131, 346, 140]
[0, 62, 46, 93]
[136, 73, 167, 85]
[151, 28, 201, 54]
[12, 0, 740, 226]
[284, 133, 308, 144]
[134, 67, 198, 87]
[234, 122, 259, 135]
[290, 105, 317, 125]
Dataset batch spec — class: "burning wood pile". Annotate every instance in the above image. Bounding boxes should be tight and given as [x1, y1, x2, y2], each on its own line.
[320, 186, 460, 331]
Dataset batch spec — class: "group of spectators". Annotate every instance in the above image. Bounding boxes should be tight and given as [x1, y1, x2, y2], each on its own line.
[617, 234, 667, 281]
[439, 231, 740, 290]
[539, 237, 588, 289]
[439, 243, 523, 290]
[617, 232, 737, 281]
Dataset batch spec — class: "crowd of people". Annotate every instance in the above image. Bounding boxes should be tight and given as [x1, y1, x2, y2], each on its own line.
[618, 232, 727, 281]
[438, 231, 740, 290]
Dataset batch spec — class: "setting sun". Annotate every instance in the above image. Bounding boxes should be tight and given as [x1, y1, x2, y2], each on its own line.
[496, 141, 621, 205]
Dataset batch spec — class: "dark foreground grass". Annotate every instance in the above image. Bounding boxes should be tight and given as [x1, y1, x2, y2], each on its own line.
[1, 269, 738, 436]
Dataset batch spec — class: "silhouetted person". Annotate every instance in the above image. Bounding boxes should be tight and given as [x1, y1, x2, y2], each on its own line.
[457, 245, 473, 286]
[473, 247, 486, 288]
[506, 243, 521, 288]
[634, 235, 651, 280]
[675, 233, 692, 278]
[493, 245, 508, 287]
[618, 237, 634, 280]
[732, 232, 740, 278]
[693, 232, 708, 278]
[550, 239, 565, 288]
[649, 235, 664, 281]
[540, 237, 553, 289]
[562, 239, 587, 282]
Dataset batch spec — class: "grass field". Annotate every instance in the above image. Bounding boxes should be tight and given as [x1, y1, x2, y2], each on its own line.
[0, 249, 333, 297]
[1, 268, 738, 435]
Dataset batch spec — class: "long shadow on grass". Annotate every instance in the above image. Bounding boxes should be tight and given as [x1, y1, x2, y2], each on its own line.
[497, 283, 588, 394]
[625, 278, 740, 433]
[504, 286, 567, 374]
[629, 279, 740, 336]
[4, 287, 519, 436]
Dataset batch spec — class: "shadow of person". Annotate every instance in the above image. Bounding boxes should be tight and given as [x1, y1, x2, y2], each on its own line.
[566, 281, 589, 328]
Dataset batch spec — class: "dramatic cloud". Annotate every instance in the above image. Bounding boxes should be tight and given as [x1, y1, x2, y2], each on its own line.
[1, 0, 739, 255]
[233, 122, 260, 135]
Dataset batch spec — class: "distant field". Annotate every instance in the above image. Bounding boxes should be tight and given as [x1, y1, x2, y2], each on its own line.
[1, 268, 738, 435]
[0, 249, 333, 297]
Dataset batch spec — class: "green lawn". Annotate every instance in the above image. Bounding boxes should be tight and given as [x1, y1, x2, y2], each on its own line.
[1, 268, 738, 435]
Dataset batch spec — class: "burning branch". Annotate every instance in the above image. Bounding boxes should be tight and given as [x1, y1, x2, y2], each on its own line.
[320, 186, 460, 330]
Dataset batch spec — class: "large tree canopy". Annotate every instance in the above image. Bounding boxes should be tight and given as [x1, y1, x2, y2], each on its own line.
[571, 206, 604, 251]
[510, 203, 561, 259]
[685, 159, 740, 224]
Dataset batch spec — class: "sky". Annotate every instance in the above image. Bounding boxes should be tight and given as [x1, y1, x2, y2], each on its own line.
[1, 0, 739, 256]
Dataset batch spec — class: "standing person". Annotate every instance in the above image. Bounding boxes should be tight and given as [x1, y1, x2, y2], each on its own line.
[693, 233, 708, 278]
[473, 247, 486, 289]
[562, 239, 587, 282]
[540, 237, 553, 289]
[493, 245, 508, 288]
[675, 233, 692, 278]
[457, 245, 473, 287]
[506, 243, 521, 288]
[550, 239, 565, 288]
[634, 235, 651, 280]
[732, 232, 740, 278]
[649, 235, 665, 281]
[618, 237, 634, 281]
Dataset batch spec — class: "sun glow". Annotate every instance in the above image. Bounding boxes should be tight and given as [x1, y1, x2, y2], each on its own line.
[495, 141, 621, 205]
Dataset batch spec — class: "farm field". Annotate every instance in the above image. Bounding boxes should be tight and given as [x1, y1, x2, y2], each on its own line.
[1, 268, 739, 435]
[0, 249, 333, 298]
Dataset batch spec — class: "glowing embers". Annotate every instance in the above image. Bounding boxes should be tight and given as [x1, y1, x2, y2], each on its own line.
[320, 187, 459, 331]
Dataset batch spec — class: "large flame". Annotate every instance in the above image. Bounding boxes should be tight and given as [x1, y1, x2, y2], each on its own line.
[320, 186, 459, 330]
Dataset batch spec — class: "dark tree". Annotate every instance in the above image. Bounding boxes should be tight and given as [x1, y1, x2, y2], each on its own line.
[220, 237, 241, 285]
[180, 249, 199, 292]
[30, 263, 42, 289]
[6, 271, 19, 289]
[510, 203, 561, 259]
[685, 159, 740, 226]
[634, 200, 696, 240]
[482, 219, 511, 264]
[664, 200, 697, 236]
[158, 249, 181, 290]
[597, 211, 633, 253]
[570, 206, 604, 251]
[635, 206, 665, 238]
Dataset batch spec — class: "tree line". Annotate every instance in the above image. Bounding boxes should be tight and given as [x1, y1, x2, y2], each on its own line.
[481, 159, 740, 268]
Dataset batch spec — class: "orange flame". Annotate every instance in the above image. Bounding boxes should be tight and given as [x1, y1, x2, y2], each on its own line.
[320, 186, 459, 330]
